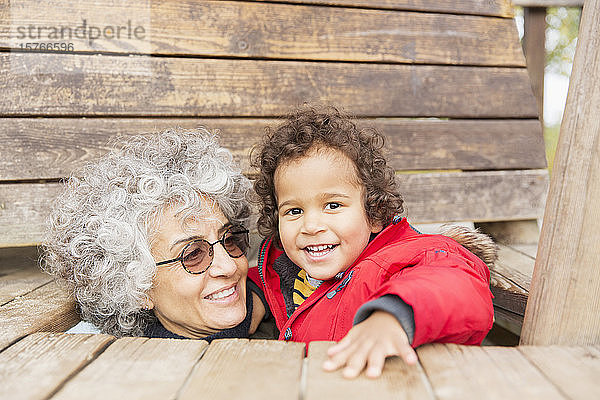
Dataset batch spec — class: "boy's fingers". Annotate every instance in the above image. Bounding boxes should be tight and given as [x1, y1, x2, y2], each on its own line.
[365, 348, 386, 379]
[323, 340, 360, 371]
[341, 341, 374, 379]
[327, 334, 353, 356]
[397, 345, 418, 365]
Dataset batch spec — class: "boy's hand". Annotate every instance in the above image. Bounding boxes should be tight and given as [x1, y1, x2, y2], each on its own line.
[322, 311, 418, 379]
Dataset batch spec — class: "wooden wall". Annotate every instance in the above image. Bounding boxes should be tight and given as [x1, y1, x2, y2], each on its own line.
[0, 0, 548, 246]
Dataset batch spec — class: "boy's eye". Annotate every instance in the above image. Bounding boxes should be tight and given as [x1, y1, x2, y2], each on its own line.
[285, 208, 302, 216]
[325, 202, 341, 210]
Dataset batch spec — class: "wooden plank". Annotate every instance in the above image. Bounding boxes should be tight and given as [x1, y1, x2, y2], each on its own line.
[489, 244, 535, 319]
[249, 1, 514, 17]
[0, 246, 39, 270]
[519, 346, 600, 399]
[0, 332, 114, 400]
[179, 339, 305, 399]
[417, 343, 565, 399]
[1, 1, 524, 66]
[0, 183, 57, 247]
[510, 244, 538, 258]
[521, 0, 600, 346]
[477, 220, 540, 245]
[1, 53, 539, 118]
[0, 118, 546, 181]
[513, 1, 584, 6]
[0, 265, 52, 305]
[0, 281, 79, 351]
[0, 170, 548, 246]
[304, 341, 434, 399]
[523, 7, 547, 123]
[52, 337, 208, 399]
[493, 307, 525, 330]
[398, 169, 549, 223]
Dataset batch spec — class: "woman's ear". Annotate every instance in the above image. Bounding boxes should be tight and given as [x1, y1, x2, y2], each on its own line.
[143, 297, 154, 311]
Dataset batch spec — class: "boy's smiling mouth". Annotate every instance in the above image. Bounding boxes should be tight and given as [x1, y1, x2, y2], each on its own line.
[303, 244, 338, 258]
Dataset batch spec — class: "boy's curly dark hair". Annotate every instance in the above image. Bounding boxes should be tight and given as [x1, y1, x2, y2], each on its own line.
[251, 104, 404, 241]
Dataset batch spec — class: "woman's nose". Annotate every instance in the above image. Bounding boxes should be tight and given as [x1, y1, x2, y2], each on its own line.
[208, 243, 238, 277]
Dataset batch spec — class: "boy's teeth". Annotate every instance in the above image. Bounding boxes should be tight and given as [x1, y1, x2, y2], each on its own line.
[307, 245, 333, 251]
[207, 286, 235, 300]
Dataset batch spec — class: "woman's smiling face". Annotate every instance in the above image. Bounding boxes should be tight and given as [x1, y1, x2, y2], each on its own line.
[148, 203, 248, 338]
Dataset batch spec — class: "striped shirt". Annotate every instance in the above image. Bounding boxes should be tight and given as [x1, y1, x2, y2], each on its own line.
[293, 269, 323, 310]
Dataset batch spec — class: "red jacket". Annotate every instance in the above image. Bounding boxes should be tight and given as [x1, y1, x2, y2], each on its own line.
[249, 218, 494, 347]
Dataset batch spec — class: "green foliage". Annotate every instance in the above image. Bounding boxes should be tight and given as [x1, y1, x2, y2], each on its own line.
[545, 7, 581, 76]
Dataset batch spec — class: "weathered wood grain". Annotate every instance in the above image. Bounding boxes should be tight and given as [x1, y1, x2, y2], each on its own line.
[0, 118, 546, 180]
[521, 0, 600, 346]
[305, 341, 434, 399]
[513, 0, 584, 6]
[0, 246, 39, 270]
[510, 244, 538, 258]
[397, 169, 549, 223]
[249, 0, 514, 17]
[51, 337, 208, 400]
[0, 265, 52, 305]
[519, 346, 600, 399]
[0, 183, 58, 247]
[417, 343, 565, 399]
[489, 244, 536, 321]
[478, 220, 540, 245]
[0, 1, 523, 66]
[1, 53, 538, 118]
[0, 332, 114, 400]
[0, 170, 548, 246]
[0, 281, 79, 351]
[179, 339, 305, 399]
[523, 7, 547, 122]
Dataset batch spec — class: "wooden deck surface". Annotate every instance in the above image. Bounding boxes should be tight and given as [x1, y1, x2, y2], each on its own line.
[0, 332, 598, 399]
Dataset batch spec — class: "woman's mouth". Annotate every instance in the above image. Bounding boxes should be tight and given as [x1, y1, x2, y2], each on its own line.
[205, 284, 239, 301]
[304, 244, 338, 258]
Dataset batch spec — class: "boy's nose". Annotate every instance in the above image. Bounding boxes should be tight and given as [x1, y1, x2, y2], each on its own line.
[301, 211, 326, 235]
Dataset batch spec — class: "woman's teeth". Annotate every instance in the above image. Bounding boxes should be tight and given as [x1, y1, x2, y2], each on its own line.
[206, 286, 236, 300]
[305, 244, 336, 257]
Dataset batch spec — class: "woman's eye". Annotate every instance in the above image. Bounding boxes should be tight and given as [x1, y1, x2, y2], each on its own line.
[325, 202, 341, 210]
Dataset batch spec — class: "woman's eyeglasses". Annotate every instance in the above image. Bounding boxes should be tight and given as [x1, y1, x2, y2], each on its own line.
[155, 226, 249, 274]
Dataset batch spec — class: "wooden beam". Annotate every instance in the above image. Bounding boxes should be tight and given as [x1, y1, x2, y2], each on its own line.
[513, 1, 584, 6]
[0, 333, 114, 400]
[0, 281, 79, 351]
[246, 1, 514, 17]
[523, 7, 547, 124]
[520, 0, 600, 345]
[0, 170, 549, 246]
[52, 337, 208, 399]
[0, 54, 538, 118]
[305, 341, 433, 399]
[179, 339, 305, 399]
[0, 118, 546, 181]
[0, 1, 524, 66]
[417, 344, 565, 398]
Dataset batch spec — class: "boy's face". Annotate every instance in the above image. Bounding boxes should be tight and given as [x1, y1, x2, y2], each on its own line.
[274, 147, 380, 280]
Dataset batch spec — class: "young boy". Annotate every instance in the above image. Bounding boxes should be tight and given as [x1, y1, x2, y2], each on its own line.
[251, 105, 495, 378]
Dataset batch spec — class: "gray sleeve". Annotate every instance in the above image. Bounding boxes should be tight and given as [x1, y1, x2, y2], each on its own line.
[353, 295, 415, 344]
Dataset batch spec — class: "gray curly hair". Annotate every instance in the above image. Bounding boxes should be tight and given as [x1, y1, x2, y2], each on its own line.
[42, 127, 252, 337]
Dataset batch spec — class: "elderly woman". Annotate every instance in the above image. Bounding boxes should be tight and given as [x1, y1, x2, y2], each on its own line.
[42, 128, 271, 340]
